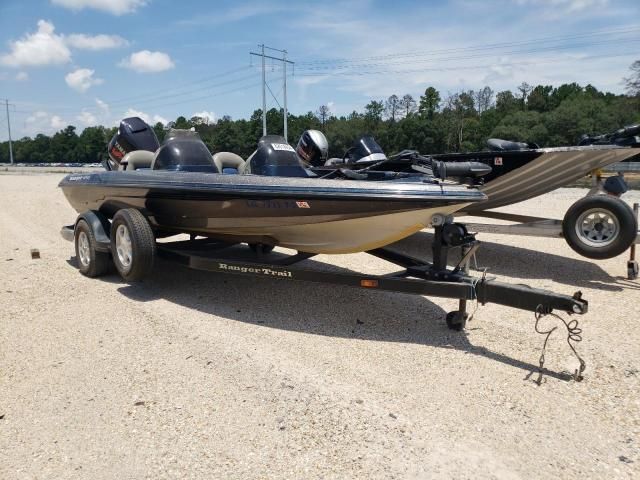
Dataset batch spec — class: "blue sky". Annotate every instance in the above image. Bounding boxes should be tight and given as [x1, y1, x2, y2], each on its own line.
[0, 0, 638, 139]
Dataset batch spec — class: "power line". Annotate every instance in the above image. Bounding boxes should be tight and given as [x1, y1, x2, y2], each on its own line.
[295, 50, 639, 77]
[296, 38, 640, 73]
[296, 26, 640, 66]
[10, 73, 262, 122]
[11, 65, 255, 114]
[104, 66, 253, 108]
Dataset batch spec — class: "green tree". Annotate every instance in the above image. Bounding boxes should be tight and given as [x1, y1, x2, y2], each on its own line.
[495, 90, 519, 116]
[418, 87, 440, 118]
[364, 100, 384, 127]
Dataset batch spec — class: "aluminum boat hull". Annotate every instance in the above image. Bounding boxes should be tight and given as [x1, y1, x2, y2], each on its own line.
[351, 145, 640, 213]
[59, 171, 485, 254]
[450, 146, 640, 213]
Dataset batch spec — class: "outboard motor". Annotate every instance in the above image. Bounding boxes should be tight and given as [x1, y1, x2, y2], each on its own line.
[296, 129, 329, 167]
[106, 117, 160, 170]
[152, 129, 218, 173]
[244, 135, 312, 177]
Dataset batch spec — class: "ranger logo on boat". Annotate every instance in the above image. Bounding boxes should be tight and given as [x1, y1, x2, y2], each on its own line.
[218, 263, 293, 278]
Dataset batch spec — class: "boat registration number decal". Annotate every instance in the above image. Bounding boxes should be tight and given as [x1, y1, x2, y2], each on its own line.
[494, 157, 503, 165]
[247, 199, 310, 209]
[271, 143, 295, 152]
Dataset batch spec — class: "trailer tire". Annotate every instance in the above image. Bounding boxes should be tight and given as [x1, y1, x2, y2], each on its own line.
[249, 243, 275, 254]
[445, 311, 468, 331]
[110, 209, 155, 281]
[75, 219, 110, 277]
[562, 195, 637, 260]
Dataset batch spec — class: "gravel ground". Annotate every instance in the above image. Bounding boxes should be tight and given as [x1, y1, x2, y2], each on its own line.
[1, 173, 639, 479]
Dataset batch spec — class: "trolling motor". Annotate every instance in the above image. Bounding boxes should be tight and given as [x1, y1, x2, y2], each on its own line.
[579, 123, 640, 147]
[396, 150, 491, 185]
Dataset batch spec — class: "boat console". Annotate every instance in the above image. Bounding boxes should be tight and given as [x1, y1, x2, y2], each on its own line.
[244, 135, 314, 177]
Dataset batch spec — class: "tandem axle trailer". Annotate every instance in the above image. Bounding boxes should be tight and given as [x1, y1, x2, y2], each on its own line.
[61, 209, 588, 332]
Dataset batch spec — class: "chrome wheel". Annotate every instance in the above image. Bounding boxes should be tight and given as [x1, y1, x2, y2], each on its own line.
[115, 224, 133, 270]
[77, 231, 91, 266]
[575, 208, 619, 248]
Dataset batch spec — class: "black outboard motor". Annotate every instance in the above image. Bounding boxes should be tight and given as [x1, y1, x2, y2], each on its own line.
[106, 117, 160, 170]
[244, 135, 312, 177]
[152, 130, 218, 173]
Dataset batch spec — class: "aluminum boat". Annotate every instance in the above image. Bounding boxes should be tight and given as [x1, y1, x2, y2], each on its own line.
[318, 136, 640, 213]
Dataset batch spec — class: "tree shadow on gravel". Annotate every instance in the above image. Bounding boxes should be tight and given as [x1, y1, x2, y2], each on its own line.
[100, 248, 575, 382]
[394, 231, 639, 292]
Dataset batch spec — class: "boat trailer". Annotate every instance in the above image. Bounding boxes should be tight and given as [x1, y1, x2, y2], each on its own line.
[61, 214, 588, 331]
[61, 211, 589, 379]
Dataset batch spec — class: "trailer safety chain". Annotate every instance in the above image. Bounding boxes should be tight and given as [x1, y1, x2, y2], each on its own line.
[467, 268, 489, 322]
[533, 306, 586, 384]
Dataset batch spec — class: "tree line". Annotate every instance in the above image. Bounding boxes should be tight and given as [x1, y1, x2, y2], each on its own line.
[2, 63, 639, 164]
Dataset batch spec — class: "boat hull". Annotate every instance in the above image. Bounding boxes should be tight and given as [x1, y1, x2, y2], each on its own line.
[59, 171, 483, 253]
[463, 146, 640, 212]
[378, 145, 640, 213]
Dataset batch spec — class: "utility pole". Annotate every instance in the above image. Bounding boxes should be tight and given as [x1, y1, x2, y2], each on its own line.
[260, 44, 266, 136]
[283, 50, 288, 142]
[4, 99, 13, 165]
[250, 46, 294, 141]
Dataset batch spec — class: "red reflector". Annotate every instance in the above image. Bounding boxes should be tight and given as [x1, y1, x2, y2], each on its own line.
[360, 279, 378, 288]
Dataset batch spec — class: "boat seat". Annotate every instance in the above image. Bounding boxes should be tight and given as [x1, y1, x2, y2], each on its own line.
[487, 138, 539, 151]
[213, 152, 245, 173]
[121, 150, 155, 171]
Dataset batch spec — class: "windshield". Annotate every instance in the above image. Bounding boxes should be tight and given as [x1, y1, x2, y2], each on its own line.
[349, 136, 387, 163]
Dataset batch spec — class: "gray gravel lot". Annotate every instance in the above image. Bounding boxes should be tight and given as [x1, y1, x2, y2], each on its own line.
[1, 173, 639, 479]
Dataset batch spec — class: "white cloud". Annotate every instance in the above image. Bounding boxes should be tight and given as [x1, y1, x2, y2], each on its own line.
[76, 110, 97, 126]
[178, 3, 290, 26]
[15, 72, 29, 81]
[51, 115, 66, 129]
[124, 108, 168, 126]
[26, 111, 49, 122]
[119, 50, 175, 73]
[514, 0, 608, 13]
[0, 20, 71, 67]
[51, 0, 147, 15]
[65, 68, 104, 92]
[24, 111, 68, 135]
[66, 33, 128, 50]
[95, 98, 110, 113]
[192, 111, 216, 124]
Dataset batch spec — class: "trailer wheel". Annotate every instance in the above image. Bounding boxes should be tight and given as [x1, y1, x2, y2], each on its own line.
[75, 219, 110, 277]
[445, 311, 468, 331]
[562, 196, 637, 260]
[110, 209, 155, 281]
[628, 260, 639, 280]
[248, 243, 275, 254]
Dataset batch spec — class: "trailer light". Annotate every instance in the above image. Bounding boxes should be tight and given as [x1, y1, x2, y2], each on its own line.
[361, 279, 379, 288]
